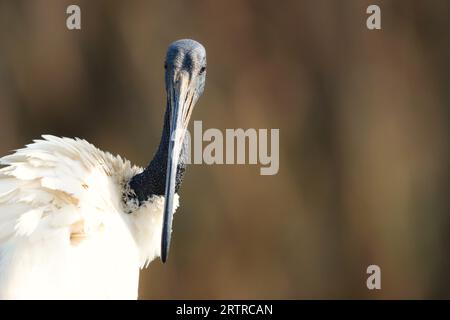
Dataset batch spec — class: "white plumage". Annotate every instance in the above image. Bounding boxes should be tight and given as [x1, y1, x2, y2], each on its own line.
[0, 135, 179, 299]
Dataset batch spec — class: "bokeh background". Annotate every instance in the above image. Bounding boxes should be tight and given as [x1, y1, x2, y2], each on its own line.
[0, 0, 449, 299]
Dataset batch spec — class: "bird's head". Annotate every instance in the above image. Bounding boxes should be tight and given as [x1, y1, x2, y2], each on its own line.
[165, 39, 207, 109]
[161, 39, 207, 263]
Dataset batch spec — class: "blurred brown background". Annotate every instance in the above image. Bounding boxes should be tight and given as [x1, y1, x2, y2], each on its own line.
[0, 0, 449, 299]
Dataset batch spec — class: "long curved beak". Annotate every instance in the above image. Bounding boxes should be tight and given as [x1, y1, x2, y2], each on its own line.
[161, 71, 195, 263]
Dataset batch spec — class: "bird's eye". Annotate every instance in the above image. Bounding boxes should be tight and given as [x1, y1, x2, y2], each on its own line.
[164, 63, 168, 70]
[199, 66, 206, 74]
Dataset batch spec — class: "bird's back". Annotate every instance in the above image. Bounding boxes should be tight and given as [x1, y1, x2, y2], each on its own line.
[0, 135, 165, 299]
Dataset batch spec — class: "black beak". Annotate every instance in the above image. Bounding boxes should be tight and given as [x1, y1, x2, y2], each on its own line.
[161, 71, 193, 263]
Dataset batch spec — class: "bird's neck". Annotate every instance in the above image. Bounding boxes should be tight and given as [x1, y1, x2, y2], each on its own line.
[128, 105, 187, 204]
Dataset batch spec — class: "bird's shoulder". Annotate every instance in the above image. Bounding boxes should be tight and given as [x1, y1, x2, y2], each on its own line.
[0, 135, 142, 243]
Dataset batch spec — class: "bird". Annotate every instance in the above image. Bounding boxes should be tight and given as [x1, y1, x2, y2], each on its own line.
[0, 39, 207, 299]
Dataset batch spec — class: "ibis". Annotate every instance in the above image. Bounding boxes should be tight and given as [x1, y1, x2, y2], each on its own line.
[0, 39, 207, 299]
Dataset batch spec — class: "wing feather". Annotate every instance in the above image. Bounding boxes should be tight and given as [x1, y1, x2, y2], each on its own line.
[0, 135, 139, 246]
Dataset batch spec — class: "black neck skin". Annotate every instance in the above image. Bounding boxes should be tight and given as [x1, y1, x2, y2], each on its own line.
[129, 104, 187, 204]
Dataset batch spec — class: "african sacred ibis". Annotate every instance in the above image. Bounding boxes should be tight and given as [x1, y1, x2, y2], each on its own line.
[0, 39, 207, 299]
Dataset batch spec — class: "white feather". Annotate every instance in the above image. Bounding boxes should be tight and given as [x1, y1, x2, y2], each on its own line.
[0, 135, 179, 299]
